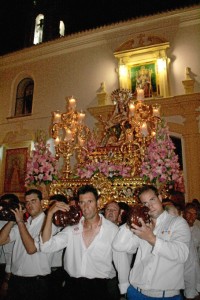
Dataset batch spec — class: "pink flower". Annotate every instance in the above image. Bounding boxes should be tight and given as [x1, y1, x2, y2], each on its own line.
[140, 119, 185, 192]
[25, 140, 59, 187]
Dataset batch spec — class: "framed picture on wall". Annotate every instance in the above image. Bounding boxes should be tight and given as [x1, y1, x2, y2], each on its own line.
[4, 147, 28, 193]
[130, 63, 158, 97]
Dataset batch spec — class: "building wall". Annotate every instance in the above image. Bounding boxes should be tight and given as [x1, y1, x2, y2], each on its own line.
[0, 5, 199, 200]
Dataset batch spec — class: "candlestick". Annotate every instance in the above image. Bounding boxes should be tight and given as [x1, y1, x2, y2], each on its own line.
[137, 88, 144, 101]
[153, 104, 160, 117]
[141, 122, 148, 136]
[52, 111, 61, 124]
[68, 97, 76, 110]
[78, 110, 85, 123]
[129, 103, 135, 117]
[64, 128, 72, 141]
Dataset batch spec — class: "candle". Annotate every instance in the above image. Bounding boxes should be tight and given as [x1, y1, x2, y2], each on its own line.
[64, 128, 72, 141]
[153, 104, 160, 117]
[141, 122, 148, 137]
[68, 97, 76, 110]
[52, 111, 61, 124]
[78, 110, 85, 123]
[55, 136, 60, 145]
[129, 103, 135, 117]
[137, 88, 144, 101]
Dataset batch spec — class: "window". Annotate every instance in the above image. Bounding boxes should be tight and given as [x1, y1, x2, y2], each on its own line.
[15, 78, 34, 116]
[33, 14, 44, 45]
[59, 20, 65, 37]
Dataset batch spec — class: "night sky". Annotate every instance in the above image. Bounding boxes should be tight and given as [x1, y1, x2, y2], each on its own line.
[0, 0, 199, 55]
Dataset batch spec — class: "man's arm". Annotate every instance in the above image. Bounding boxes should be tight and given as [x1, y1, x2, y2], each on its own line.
[12, 206, 37, 254]
[0, 221, 14, 245]
[41, 201, 70, 243]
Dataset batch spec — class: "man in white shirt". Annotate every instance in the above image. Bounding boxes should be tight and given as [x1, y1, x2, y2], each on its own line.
[183, 203, 200, 299]
[40, 184, 129, 300]
[112, 184, 191, 300]
[0, 189, 57, 300]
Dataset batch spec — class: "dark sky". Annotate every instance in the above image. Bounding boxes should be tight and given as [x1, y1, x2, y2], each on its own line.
[0, 0, 199, 56]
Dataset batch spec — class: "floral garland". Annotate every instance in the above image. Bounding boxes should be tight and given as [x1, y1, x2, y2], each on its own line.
[140, 119, 185, 192]
[76, 160, 131, 180]
[25, 138, 59, 187]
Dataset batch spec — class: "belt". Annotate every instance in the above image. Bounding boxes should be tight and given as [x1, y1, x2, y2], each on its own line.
[12, 274, 49, 281]
[132, 285, 180, 297]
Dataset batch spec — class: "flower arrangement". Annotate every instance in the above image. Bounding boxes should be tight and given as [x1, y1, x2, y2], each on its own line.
[25, 133, 59, 187]
[140, 119, 185, 192]
[75, 130, 132, 180]
[76, 160, 131, 180]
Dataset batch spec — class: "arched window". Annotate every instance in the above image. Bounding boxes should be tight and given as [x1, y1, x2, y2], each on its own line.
[33, 14, 44, 45]
[15, 78, 34, 116]
[59, 20, 65, 37]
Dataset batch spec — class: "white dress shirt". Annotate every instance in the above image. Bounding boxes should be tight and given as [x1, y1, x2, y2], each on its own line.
[112, 211, 191, 291]
[9, 212, 57, 276]
[40, 214, 130, 293]
[0, 220, 14, 272]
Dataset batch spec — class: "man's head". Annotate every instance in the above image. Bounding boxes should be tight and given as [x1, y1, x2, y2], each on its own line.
[24, 189, 43, 218]
[0, 193, 20, 221]
[104, 201, 120, 225]
[49, 194, 67, 204]
[183, 203, 197, 227]
[77, 185, 99, 221]
[137, 185, 163, 220]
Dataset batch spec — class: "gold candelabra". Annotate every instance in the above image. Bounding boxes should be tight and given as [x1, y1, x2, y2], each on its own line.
[51, 90, 161, 181]
[51, 96, 90, 179]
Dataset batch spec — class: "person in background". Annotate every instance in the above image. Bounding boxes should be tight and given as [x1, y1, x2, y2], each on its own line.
[104, 201, 121, 225]
[0, 189, 58, 300]
[112, 184, 191, 300]
[0, 194, 19, 299]
[192, 199, 200, 224]
[183, 203, 200, 260]
[118, 202, 130, 226]
[163, 201, 200, 299]
[104, 200, 130, 300]
[40, 184, 130, 300]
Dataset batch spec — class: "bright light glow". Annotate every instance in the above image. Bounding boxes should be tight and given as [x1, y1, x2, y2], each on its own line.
[157, 58, 166, 72]
[119, 65, 128, 77]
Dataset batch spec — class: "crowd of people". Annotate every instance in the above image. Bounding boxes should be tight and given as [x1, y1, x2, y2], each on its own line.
[0, 185, 200, 300]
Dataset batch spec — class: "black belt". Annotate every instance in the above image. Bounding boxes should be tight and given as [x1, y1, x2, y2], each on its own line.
[11, 274, 49, 281]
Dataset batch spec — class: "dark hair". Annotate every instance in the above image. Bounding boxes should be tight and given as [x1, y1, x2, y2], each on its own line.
[137, 184, 158, 199]
[49, 194, 67, 203]
[0, 193, 19, 204]
[25, 189, 42, 201]
[184, 202, 198, 213]
[77, 185, 99, 201]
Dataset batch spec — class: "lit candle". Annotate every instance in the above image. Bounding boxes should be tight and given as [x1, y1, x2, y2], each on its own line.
[129, 103, 135, 117]
[78, 110, 85, 123]
[68, 97, 76, 110]
[153, 104, 160, 117]
[55, 136, 60, 145]
[52, 111, 61, 124]
[141, 122, 148, 137]
[137, 88, 144, 101]
[64, 128, 72, 141]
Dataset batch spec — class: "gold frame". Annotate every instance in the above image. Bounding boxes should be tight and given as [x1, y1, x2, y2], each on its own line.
[49, 174, 145, 209]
